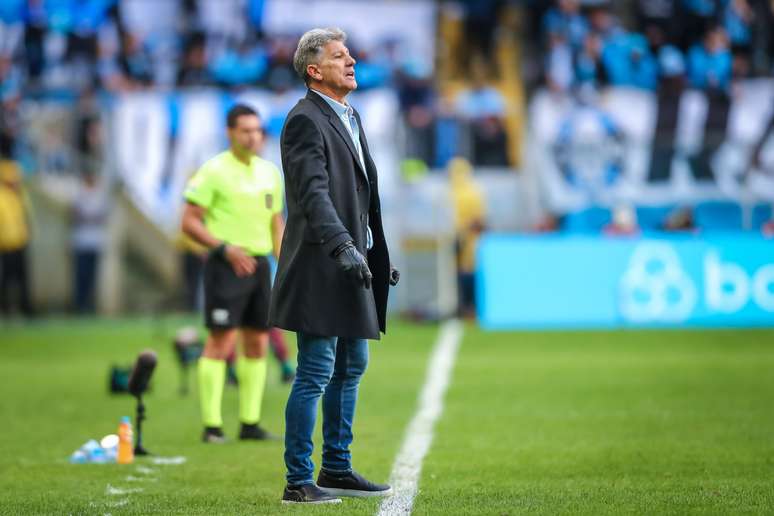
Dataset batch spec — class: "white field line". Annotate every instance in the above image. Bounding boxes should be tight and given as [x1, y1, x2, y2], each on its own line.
[105, 484, 143, 496]
[377, 319, 463, 516]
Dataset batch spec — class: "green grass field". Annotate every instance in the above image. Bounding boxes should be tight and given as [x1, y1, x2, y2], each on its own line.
[1, 318, 774, 515]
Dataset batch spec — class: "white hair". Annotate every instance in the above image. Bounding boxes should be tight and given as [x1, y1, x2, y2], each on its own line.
[293, 27, 347, 85]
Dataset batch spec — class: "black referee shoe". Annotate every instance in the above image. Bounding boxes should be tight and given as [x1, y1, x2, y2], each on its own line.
[238, 423, 278, 441]
[202, 426, 226, 444]
[317, 469, 392, 498]
[281, 484, 342, 504]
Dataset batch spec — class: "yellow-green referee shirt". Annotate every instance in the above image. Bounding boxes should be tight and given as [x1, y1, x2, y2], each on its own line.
[184, 151, 284, 256]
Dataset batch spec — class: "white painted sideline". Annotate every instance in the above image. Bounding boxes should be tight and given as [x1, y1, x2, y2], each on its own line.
[377, 319, 464, 516]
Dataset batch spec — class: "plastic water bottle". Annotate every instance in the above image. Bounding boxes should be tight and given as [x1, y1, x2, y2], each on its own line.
[117, 416, 134, 464]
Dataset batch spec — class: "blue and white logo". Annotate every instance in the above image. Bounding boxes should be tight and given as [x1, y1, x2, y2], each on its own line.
[619, 243, 697, 323]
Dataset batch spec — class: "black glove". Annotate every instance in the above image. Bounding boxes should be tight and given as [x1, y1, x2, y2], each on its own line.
[332, 241, 372, 289]
[389, 266, 400, 286]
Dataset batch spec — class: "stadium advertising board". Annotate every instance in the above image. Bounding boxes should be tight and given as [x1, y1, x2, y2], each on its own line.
[477, 234, 774, 329]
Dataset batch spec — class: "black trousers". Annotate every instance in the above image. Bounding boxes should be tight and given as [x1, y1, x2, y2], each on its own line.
[73, 249, 99, 313]
[0, 247, 33, 317]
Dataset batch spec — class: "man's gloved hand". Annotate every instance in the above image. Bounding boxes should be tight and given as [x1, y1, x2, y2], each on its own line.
[389, 266, 400, 286]
[332, 241, 372, 289]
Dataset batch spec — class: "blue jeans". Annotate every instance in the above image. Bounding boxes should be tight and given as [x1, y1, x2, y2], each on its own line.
[284, 333, 369, 486]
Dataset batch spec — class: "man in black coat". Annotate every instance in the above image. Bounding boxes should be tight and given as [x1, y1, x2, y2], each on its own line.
[272, 28, 399, 505]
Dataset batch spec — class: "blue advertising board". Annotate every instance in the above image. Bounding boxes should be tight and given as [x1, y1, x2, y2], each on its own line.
[477, 234, 774, 329]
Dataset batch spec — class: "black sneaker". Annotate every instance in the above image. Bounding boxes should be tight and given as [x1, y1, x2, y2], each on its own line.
[202, 426, 226, 444]
[238, 423, 278, 441]
[316, 469, 392, 498]
[281, 484, 342, 504]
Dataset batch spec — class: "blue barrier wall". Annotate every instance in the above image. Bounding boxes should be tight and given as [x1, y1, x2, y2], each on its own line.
[477, 234, 774, 330]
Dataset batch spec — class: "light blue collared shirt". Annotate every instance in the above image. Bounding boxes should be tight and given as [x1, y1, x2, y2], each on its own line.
[312, 89, 373, 250]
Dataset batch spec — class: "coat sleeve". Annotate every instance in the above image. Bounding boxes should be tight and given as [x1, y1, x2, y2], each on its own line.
[283, 113, 351, 256]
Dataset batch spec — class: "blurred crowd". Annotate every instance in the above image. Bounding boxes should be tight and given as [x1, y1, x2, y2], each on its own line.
[0, 0, 415, 100]
[527, 0, 774, 94]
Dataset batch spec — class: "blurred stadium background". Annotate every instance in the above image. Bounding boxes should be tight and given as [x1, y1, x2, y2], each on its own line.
[2, 0, 774, 514]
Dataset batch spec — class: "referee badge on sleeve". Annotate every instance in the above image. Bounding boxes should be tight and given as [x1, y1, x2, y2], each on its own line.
[265, 194, 274, 210]
[212, 309, 230, 325]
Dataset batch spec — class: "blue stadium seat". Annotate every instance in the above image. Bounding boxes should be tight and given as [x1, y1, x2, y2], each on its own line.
[694, 201, 742, 231]
[635, 205, 675, 231]
[752, 204, 772, 230]
[561, 206, 612, 233]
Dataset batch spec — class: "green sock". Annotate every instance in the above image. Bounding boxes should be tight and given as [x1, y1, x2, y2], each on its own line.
[198, 357, 226, 428]
[237, 356, 268, 425]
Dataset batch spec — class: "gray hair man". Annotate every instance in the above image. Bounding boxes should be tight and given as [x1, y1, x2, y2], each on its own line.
[271, 27, 399, 504]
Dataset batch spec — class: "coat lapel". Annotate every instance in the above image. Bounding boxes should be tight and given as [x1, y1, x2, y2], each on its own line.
[306, 90, 368, 178]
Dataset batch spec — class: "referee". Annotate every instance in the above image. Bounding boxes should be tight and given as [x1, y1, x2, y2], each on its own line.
[181, 104, 285, 443]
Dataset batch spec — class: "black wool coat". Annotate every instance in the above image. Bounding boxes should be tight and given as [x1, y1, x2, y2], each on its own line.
[269, 90, 390, 339]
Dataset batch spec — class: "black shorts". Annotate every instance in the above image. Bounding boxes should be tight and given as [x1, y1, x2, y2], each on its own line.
[203, 253, 271, 330]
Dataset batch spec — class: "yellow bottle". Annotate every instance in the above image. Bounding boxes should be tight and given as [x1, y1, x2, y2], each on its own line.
[117, 416, 134, 464]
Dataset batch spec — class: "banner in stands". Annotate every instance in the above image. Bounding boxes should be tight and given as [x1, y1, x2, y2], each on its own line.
[109, 88, 399, 230]
[529, 80, 774, 214]
[477, 234, 774, 330]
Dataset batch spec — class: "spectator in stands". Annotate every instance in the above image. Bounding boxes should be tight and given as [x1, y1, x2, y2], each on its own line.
[264, 34, 296, 93]
[575, 34, 605, 89]
[0, 56, 22, 103]
[722, 0, 753, 78]
[543, 0, 588, 50]
[433, 93, 462, 169]
[97, 43, 126, 91]
[603, 206, 639, 235]
[23, 0, 48, 83]
[587, 5, 624, 45]
[195, 0, 248, 57]
[585, 6, 656, 91]
[602, 32, 658, 90]
[70, 171, 108, 313]
[661, 207, 696, 231]
[118, 32, 154, 87]
[22, 0, 107, 91]
[455, 59, 507, 119]
[209, 39, 268, 87]
[246, 0, 266, 39]
[0, 0, 25, 59]
[635, 0, 680, 46]
[545, 33, 574, 92]
[65, 0, 118, 90]
[349, 48, 390, 90]
[455, 59, 510, 166]
[0, 136, 33, 318]
[723, 0, 753, 54]
[177, 32, 212, 87]
[687, 26, 732, 91]
[680, 0, 721, 49]
[396, 60, 435, 167]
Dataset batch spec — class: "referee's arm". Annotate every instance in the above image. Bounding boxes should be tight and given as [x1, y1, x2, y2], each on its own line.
[271, 212, 285, 260]
[181, 201, 256, 276]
